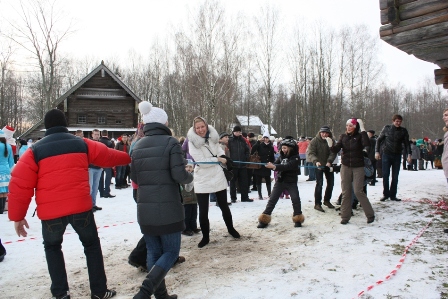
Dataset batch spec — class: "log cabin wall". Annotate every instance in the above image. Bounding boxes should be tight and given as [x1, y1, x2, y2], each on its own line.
[379, 0, 448, 89]
[61, 71, 138, 138]
[21, 63, 142, 140]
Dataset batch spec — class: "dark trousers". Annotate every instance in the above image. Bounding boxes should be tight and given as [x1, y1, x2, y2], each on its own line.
[377, 159, 383, 177]
[412, 159, 418, 170]
[314, 168, 334, 205]
[0, 197, 6, 214]
[256, 174, 271, 197]
[247, 168, 255, 189]
[382, 153, 402, 198]
[263, 181, 302, 216]
[41, 210, 107, 297]
[197, 189, 234, 240]
[230, 167, 249, 201]
[370, 159, 377, 181]
[98, 168, 112, 196]
[184, 204, 198, 231]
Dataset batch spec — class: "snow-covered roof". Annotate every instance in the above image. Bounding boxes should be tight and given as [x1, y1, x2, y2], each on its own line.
[236, 115, 264, 126]
[236, 115, 277, 135]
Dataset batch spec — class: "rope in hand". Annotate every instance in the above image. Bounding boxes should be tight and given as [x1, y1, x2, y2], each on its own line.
[188, 160, 325, 169]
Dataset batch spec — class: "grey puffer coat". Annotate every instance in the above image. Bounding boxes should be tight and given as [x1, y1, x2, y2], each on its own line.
[131, 123, 193, 236]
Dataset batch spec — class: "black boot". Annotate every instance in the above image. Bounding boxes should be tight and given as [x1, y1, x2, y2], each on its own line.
[128, 237, 148, 272]
[222, 213, 240, 238]
[154, 279, 177, 299]
[0, 239, 6, 262]
[133, 265, 167, 299]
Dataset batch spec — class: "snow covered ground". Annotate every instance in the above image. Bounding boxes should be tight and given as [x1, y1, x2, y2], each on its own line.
[1, 168, 448, 299]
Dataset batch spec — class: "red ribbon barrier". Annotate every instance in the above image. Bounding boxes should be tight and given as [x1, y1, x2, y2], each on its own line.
[354, 197, 447, 298]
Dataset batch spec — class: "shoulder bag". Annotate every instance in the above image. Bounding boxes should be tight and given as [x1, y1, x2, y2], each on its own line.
[247, 151, 261, 169]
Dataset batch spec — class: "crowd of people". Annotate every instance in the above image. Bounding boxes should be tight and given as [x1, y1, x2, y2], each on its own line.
[2, 107, 448, 298]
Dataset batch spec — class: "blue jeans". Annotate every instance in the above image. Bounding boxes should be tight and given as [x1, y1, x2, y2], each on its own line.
[98, 168, 112, 196]
[116, 165, 126, 187]
[89, 168, 102, 206]
[41, 210, 107, 296]
[306, 162, 316, 180]
[382, 153, 402, 198]
[144, 232, 181, 273]
[314, 168, 334, 205]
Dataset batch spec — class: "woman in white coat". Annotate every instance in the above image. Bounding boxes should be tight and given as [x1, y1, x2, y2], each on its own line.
[187, 117, 240, 248]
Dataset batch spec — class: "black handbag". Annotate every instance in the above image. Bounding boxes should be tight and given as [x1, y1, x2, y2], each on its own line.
[222, 166, 234, 181]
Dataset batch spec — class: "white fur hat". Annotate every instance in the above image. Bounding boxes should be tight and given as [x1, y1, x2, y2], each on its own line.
[138, 101, 168, 125]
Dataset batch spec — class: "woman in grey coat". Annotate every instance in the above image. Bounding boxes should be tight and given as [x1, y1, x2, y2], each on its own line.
[131, 101, 193, 299]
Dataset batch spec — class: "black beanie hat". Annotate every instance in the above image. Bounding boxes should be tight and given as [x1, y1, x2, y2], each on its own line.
[233, 125, 242, 132]
[319, 125, 331, 133]
[44, 109, 67, 129]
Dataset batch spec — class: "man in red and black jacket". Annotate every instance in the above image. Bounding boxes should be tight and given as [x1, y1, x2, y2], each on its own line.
[8, 109, 130, 299]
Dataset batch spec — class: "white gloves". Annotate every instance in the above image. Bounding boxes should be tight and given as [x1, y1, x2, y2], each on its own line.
[357, 119, 366, 132]
[325, 137, 333, 147]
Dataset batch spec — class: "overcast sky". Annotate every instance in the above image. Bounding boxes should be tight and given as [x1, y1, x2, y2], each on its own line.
[1, 0, 438, 90]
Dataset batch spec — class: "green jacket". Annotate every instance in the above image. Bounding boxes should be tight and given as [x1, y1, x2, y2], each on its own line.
[307, 131, 336, 165]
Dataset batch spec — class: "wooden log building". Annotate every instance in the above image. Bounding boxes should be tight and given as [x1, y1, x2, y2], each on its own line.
[379, 0, 448, 89]
[20, 61, 142, 140]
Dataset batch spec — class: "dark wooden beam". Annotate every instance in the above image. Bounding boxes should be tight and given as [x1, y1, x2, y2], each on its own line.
[435, 74, 448, 85]
[435, 69, 448, 76]
[382, 21, 448, 47]
[380, 0, 417, 10]
[380, 8, 448, 37]
[380, 0, 448, 25]
[401, 0, 448, 21]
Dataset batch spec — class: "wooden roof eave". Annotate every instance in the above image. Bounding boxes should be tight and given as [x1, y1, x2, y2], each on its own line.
[18, 119, 44, 139]
[53, 63, 142, 108]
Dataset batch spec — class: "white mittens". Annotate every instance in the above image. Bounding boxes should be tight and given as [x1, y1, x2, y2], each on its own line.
[357, 119, 366, 132]
[325, 137, 333, 147]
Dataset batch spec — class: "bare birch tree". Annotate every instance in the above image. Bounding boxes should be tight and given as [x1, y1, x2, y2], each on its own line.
[253, 4, 281, 135]
[4, 0, 73, 116]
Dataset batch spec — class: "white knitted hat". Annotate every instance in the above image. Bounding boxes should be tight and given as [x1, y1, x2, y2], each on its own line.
[138, 101, 168, 125]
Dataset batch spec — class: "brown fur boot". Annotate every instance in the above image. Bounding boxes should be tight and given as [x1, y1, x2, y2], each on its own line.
[292, 214, 305, 227]
[257, 214, 271, 228]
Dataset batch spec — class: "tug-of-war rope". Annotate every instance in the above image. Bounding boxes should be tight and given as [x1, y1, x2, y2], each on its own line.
[354, 197, 448, 298]
[190, 160, 325, 169]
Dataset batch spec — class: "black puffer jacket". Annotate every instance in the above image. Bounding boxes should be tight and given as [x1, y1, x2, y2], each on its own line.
[251, 141, 275, 176]
[274, 150, 300, 183]
[130, 123, 193, 236]
[331, 131, 370, 168]
[375, 124, 411, 156]
[228, 135, 250, 168]
[99, 136, 114, 148]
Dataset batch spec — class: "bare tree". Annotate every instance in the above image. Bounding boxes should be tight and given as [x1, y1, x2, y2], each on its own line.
[4, 0, 73, 116]
[253, 4, 282, 135]
[0, 38, 15, 125]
